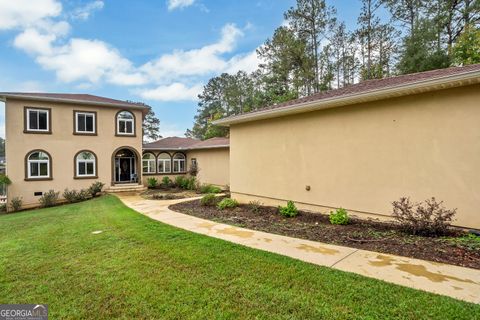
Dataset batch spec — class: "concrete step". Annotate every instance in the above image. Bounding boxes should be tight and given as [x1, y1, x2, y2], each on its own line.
[105, 184, 147, 193]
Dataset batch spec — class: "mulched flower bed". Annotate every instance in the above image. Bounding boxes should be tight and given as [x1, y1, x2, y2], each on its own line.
[141, 188, 199, 200]
[170, 199, 480, 269]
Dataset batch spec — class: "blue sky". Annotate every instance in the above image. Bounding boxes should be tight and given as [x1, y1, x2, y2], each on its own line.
[0, 0, 364, 138]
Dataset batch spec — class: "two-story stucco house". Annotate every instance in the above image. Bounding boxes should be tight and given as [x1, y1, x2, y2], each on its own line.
[0, 93, 149, 209]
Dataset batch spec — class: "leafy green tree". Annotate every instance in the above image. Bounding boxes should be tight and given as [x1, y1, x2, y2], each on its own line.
[142, 106, 161, 143]
[453, 25, 480, 64]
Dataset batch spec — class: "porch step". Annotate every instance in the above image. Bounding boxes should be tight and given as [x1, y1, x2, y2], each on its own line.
[105, 183, 147, 193]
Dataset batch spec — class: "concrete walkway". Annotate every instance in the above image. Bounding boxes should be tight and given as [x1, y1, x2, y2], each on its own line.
[116, 193, 480, 304]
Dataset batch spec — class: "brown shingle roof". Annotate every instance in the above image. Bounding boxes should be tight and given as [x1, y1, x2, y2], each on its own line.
[0, 92, 147, 109]
[215, 64, 480, 125]
[143, 137, 229, 151]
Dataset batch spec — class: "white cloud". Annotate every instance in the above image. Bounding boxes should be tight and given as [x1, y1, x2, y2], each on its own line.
[0, 0, 62, 30]
[167, 0, 195, 11]
[35, 38, 146, 85]
[14, 29, 56, 55]
[138, 83, 203, 101]
[71, 1, 104, 20]
[141, 24, 243, 81]
[158, 123, 187, 138]
[225, 50, 261, 74]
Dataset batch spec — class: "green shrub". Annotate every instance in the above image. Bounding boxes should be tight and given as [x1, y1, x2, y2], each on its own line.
[279, 200, 298, 217]
[199, 184, 222, 194]
[217, 198, 238, 210]
[185, 177, 197, 190]
[161, 176, 172, 187]
[0, 203, 6, 213]
[77, 189, 90, 201]
[39, 190, 59, 208]
[9, 197, 22, 212]
[329, 208, 350, 225]
[247, 200, 263, 213]
[147, 177, 158, 188]
[88, 181, 104, 197]
[174, 176, 186, 188]
[200, 193, 217, 206]
[0, 174, 12, 186]
[63, 189, 80, 203]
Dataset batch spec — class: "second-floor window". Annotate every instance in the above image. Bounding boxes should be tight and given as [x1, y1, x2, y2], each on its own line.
[75, 111, 96, 134]
[116, 111, 135, 135]
[26, 108, 50, 132]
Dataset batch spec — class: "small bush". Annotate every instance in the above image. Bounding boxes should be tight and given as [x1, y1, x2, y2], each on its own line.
[200, 193, 217, 206]
[199, 184, 222, 194]
[77, 189, 90, 201]
[217, 198, 238, 210]
[279, 200, 298, 217]
[247, 200, 263, 213]
[329, 208, 350, 225]
[88, 181, 104, 197]
[174, 176, 186, 188]
[9, 197, 22, 212]
[161, 176, 172, 187]
[185, 177, 197, 190]
[0, 203, 6, 213]
[39, 190, 59, 208]
[392, 197, 456, 236]
[63, 189, 80, 203]
[147, 177, 158, 188]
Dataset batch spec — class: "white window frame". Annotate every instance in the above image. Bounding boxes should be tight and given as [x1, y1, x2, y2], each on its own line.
[173, 153, 186, 173]
[76, 152, 96, 177]
[75, 112, 96, 134]
[157, 153, 171, 174]
[26, 108, 49, 132]
[142, 153, 156, 174]
[27, 152, 50, 179]
[116, 111, 134, 135]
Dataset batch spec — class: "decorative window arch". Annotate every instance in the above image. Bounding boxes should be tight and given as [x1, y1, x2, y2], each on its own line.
[173, 153, 186, 173]
[116, 110, 135, 135]
[26, 150, 51, 179]
[142, 153, 156, 174]
[75, 151, 97, 178]
[157, 153, 171, 174]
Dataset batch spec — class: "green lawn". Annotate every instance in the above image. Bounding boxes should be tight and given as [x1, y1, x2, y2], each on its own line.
[0, 196, 478, 319]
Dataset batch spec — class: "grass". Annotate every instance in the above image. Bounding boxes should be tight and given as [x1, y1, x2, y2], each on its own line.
[0, 195, 478, 319]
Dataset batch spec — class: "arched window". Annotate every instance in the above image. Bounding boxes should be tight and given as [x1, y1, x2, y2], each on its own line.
[116, 111, 135, 135]
[75, 151, 97, 178]
[173, 153, 186, 173]
[142, 153, 156, 174]
[157, 153, 171, 173]
[27, 151, 51, 179]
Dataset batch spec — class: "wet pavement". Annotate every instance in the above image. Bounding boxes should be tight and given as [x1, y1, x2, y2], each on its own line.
[116, 193, 480, 304]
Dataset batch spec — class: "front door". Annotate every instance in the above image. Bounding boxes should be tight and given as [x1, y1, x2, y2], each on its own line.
[115, 157, 135, 183]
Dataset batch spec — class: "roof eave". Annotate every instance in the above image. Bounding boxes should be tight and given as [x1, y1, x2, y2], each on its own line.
[213, 70, 480, 126]
[142, 145, 230, 151]
[0, 94, 149, 112]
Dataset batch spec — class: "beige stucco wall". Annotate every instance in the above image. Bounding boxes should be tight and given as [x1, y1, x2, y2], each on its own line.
[229, 84, 480, 229]
[5, 99, 143, 208]
[142, 148, 230, 187]
[188, 148, 229, 187]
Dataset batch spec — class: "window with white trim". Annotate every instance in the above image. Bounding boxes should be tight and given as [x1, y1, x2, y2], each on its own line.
[117, 111, 134, 135]
[76, 151, 96, 177]
[142, 153, 156, 174]
[75, 112, 95, 134]
[173, 153, 186, 173]
[26, 108, 49, 132]
[157, 153, 171, 173]
[27, 151, 50, 178]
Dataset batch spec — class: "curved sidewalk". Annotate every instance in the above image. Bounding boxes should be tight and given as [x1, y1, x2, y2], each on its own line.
[116, 193, 480, 304]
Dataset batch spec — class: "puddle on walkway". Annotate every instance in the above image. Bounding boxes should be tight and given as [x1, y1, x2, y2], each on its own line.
[368, 255, 476, 284]
[217, 227, 254, 238]
[296, 243, 339, 255]
[196, 222, 216, 230]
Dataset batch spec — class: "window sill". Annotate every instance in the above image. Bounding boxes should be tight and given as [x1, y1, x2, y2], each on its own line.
[23, 130, 52, 135]
[115, 133, 136, 137]
[24, 177, 53, 181]
[73, 132, 97, 136]
[74, 176, 98, 180]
